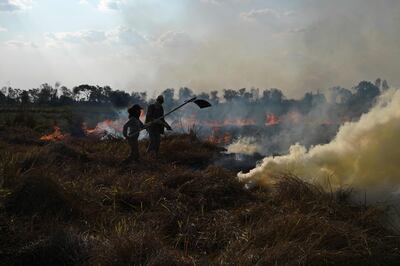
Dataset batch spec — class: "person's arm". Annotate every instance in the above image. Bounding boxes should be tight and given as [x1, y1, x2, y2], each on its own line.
[159, 105, 172, 130]
[161, 118, 172, 130]
[139, 120, 145, 129]
[129, 119, 142, 138]
[122, 120, 129, 138]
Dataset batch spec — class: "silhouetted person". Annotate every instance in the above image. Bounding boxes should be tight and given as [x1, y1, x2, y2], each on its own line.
[145, 95, 172, 156]
[123, 104, 144, 163]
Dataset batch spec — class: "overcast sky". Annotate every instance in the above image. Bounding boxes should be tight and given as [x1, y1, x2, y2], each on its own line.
[0, 0, 399, 97]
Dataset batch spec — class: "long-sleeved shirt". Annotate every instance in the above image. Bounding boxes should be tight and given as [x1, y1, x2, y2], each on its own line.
[123, 117, 144, 139]
[145, 102, 170, 134]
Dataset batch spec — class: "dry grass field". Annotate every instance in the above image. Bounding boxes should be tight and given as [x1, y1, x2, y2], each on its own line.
[0, 122, 399, 265]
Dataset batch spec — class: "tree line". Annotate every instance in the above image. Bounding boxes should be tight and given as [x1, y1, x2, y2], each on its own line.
[0, 79, 389, 118]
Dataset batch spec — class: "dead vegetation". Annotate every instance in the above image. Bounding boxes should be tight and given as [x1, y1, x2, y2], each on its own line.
[0, 126, 399, 265]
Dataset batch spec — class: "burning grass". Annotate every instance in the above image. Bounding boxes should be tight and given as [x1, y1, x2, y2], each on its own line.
[0, 126, 399, 265]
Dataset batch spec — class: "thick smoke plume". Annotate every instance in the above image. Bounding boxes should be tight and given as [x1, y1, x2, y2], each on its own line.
[238, 89, 400, 201]
[226, 137, 261, 155]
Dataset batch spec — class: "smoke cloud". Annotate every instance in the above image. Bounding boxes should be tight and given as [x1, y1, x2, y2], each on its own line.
[238, 89, 400, 201]
[226, 137, 261, 155]
[120, 0, 400, 97]
[295, 0, 400, 93]
[2, 0, 400, 96]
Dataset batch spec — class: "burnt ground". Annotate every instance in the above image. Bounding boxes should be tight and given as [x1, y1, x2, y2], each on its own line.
[0, 125, 400, 265]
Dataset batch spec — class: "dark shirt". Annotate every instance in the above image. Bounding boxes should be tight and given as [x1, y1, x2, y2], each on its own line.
[145, 102, 166, 134]
[123, 117, 144, 139]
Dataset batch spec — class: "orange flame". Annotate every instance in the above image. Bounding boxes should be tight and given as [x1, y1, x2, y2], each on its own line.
[265, 113, 280, 126]
[83, 119, 124, 137]
[207, 127, 233, 145]
[40, 126, 69, 141]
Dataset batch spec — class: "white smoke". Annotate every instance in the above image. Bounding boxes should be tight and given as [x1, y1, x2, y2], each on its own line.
[238, 89, 400, 201]
[226, 137, 261, 155]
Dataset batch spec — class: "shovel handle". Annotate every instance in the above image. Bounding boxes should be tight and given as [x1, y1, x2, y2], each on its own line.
[127, 97, 197, 137]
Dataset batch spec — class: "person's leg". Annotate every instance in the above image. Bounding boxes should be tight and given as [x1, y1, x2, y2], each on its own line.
[147, 130, 156, 153]
[125, 138, 139, 163]
[131, 138, 140, 161]
[123, 139, 134, 163]
[154, 132, 161, 154]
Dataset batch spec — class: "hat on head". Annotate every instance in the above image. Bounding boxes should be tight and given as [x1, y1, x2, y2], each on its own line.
[156, 95, 164, 103]
[128, 104, 142, 117]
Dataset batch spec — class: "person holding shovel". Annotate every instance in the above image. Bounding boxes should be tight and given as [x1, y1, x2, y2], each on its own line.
[123, 104, 144, 163]
[145, 95, 172, 156]
[123, 95, 211, 160]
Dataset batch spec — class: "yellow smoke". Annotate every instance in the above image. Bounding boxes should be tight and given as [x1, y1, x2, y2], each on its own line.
[226, 137, 261, 155]
[238, 89, 400, 197]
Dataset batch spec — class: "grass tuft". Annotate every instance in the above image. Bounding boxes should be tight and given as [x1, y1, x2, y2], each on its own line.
[5, 175, 82, 219]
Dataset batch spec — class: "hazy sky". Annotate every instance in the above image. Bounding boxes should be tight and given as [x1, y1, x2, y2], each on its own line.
[0, 0, 399, 97]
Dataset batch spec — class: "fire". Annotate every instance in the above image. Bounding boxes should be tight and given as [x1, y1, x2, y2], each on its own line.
[83, 119, 125, 138]
[82, 123, 98, 135]
[265, 113, 279, 126]
[207, 127, 233, 145]
[40, 126, 69, 141]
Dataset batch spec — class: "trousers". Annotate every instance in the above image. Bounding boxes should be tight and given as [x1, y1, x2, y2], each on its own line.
[127, 138, 139, 161]
[147, 130, 161, 154]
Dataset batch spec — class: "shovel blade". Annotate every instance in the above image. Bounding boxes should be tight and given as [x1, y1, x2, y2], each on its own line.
[194, 99, 212, 109]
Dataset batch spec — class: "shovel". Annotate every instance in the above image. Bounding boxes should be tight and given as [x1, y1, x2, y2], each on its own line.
[163, 97, 211, 118]
[129, 97, 212, 136]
